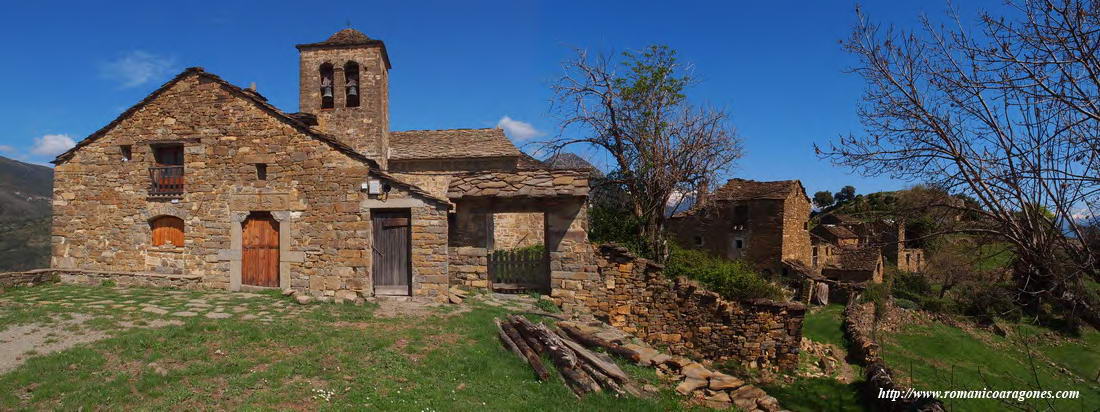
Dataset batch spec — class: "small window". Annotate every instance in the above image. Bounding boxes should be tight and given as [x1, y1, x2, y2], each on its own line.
[693, 236, 704, 246]
[256, 163, 268, 180]
[153, 145, 183, 166]
[120, 145, 132, 161]
[803, 222, 808, 230]
[151, 216, 184, 247]
[735, 239, 744, 249]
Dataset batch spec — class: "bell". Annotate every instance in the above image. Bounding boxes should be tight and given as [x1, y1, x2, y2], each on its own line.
[322, 86, 333, 98]
[348, 85, 358, 96]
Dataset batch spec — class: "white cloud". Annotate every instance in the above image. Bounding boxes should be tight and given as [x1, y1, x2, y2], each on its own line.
[0, 145, 15, 154]
[99, 51, 177, 88]
[30, 134, 76, 157]
[496, 116, 545, 141]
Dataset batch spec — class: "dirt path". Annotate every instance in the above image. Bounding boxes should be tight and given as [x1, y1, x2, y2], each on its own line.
[0, 314, 105, 373]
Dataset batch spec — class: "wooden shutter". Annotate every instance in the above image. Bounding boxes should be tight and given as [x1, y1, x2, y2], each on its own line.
[151, 216, 184, 247]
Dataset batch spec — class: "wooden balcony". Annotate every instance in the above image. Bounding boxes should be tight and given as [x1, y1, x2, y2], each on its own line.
[149, 166, 184, 197]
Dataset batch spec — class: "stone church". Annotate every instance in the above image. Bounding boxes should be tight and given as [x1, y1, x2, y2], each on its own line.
[49, 29, 594, 302]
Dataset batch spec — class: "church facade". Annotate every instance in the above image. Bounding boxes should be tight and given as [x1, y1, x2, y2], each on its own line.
[49, 29, 594, 302]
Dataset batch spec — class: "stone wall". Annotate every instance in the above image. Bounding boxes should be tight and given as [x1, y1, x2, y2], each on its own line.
[297, 41, 390, 167]
[51, 71, 447, 300]
[492, 212, 544, 250]
[668, 193, 811, 276]
[845, 302, 945, 411]
[780, 190, 813, 270]
[448, 246, 488, 288]
[575, 244, 805, 371]
[0, 269, 59, 288]
[898, 248, 926, 273]
[0, 269, 200, 289]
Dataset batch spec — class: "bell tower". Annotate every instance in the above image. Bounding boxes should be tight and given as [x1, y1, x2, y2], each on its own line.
[296, 29, 392, 168]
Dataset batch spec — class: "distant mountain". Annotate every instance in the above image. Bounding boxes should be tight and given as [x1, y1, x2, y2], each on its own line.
[0, 155, 52, 271]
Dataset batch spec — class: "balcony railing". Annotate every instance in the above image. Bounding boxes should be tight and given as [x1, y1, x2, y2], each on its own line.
[149, 166, 184, 197]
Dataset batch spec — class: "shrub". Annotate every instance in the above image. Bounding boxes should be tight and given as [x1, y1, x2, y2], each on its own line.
[892, 271, 933, 302]
[895, 298, 918, 310]
[919, 296, 956, 314]
[664, 245, 784, 301]
[588, 205, 649, 256]
[959, 284, 1020, 324]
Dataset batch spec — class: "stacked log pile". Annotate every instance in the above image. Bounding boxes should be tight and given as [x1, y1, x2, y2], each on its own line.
[495, 315, 644, 397]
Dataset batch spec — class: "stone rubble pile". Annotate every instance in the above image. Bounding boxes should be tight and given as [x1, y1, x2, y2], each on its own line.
[559, 320, 789, 412]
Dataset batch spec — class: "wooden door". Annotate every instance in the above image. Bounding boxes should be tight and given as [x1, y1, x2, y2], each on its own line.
[242, 212, 279, 287]
[372, 210, 411, 295]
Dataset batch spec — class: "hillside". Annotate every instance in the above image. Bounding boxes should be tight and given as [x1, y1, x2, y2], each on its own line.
[0, 155, 52, 271]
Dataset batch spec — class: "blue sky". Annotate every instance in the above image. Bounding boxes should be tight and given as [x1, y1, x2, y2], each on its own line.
[0, 0, 1005, 197]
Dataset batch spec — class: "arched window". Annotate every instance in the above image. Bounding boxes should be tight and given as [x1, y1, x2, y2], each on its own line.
[151, 216, 184, 247]
[344, 61, 360, 107]
[319, 63, 335, 109]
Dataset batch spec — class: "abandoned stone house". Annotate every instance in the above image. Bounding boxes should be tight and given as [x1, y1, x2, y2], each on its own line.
[49, 29, 594, 301]
[815, 214, 925, 275]
[667, 179, 813, 276]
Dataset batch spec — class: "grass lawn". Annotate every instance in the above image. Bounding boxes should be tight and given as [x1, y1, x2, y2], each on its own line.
[802, 304, 847, 348]
[768, 304, 870, 412]
[880, 321, 1100, 411]
[0, 284, 703, 410]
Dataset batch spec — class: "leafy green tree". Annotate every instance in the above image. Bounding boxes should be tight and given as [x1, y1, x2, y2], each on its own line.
[833, 185, 856, 204]
[812, 191, 834, 209]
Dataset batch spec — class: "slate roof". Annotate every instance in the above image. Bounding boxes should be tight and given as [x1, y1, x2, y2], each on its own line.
[712, 178, 804, 201]
[321, 28, 372, 44]
[516, 152, 548, 170]
[389, 128, 522, 160]
[448, 170, 590, 199]
[829, 247, 882, 272]
[51, 67, 446, 205]
[295, 29, 391, 69]
[813, 224, 860, 240]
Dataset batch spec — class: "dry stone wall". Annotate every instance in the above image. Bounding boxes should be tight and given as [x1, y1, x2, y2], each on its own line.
[845, 302, 945, 411]
[0, 269, 59, 288]
[574, 244, 805, 371]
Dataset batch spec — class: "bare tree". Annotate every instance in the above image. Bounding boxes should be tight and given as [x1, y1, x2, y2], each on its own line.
[542, 45, 743, 258]
[818, 1, 1100, 326]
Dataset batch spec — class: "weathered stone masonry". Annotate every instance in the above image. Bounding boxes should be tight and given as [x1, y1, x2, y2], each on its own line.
[50, 70, 450, 300]
[576, 244, 805, 371]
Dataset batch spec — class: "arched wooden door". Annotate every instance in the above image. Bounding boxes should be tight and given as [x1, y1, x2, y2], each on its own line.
[242, 212, 279, 287]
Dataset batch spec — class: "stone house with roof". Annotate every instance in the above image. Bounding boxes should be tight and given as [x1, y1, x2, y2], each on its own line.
[814, 214, 925, 275]
[49, 29, 595, 302]
[667, 178, 812, 276]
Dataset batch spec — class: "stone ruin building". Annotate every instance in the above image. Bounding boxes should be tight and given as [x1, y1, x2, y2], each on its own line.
[667, 178, 813, 276]
[48, 29, 595, 301]
[812, 214, 925, 281]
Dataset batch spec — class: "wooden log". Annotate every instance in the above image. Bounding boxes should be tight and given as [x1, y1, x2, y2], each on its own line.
[500, 318, 551, 381]
[509, 316, 548, 354]
[578, 360, 627, 396]
[557, 331, 630, 382]
[495, 318, 525, 360]
[511, 316, 601, 397]
[558, 322, 641, 362]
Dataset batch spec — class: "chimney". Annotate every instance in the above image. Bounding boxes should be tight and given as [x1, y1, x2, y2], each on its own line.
[696, 180, 709, 208]
[248, 82, 257, 91]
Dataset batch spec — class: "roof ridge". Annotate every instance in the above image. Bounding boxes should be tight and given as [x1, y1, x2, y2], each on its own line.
[392, 127, 500, 133]
[50, 67, 447, 206]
